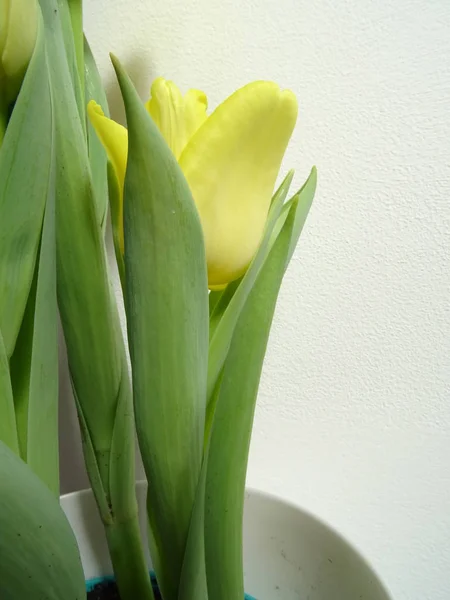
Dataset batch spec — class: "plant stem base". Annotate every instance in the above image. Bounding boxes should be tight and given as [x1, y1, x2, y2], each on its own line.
[87, 578, 162, 599]
[86, 574, 256, 600]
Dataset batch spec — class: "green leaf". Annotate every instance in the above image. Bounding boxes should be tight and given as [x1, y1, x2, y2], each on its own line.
[112, 55, 209, 600]
[39, 5, 152, 598]
[54, 0, 85, 128]
[67, 0, 85, 103]
[205, 170, 293, 427]
[9, 140, 59, 496]
[107, 160, 126, 290]
[0, 440, 85, 600]
[178, 371, 224, 600]
[207, 174, 295, 344]
[0, 16, 51, 359]
[208, 278, 241, 341]
[9, 271, 36, 460]
[40, 0, 124, 476]
[208, 289, 223, 315]
[85, 36, 109, 231]
[204, 196, 302, 600]
[178, 464, 208, 600]
[0, 331, 19, 454]
[287, 167, 317, 262]
[268, 167, 317, 263]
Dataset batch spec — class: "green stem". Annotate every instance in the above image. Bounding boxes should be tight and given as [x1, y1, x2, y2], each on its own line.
[105, 515, 156, 600]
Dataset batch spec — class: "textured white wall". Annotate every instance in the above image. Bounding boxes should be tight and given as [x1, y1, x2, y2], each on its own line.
[61, 0, 450, 598]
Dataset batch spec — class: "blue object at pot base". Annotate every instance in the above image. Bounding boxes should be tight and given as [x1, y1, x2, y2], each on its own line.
[86, 574, 256, 599]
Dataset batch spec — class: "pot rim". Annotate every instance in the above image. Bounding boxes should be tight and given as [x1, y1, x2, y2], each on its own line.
[61, 481, 393, 600]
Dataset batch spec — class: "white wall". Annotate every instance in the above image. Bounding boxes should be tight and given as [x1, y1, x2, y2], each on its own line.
[62, 0, 450, 598]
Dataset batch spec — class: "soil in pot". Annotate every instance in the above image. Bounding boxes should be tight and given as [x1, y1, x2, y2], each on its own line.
[87, 579, 162, 600]
[87, 580, 255, 599]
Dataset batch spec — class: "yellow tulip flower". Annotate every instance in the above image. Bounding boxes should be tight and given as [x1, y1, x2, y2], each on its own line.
[0, 0, 38, 98]
[88, 77, 297, 288]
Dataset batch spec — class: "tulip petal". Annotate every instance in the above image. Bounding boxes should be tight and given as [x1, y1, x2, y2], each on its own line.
[1, 0, 38, 81]
[87, 100, 128, 188]
[145, 78, 207, 159]
[183, 88, 208, 142]
[179, 81, 298, 287]
[87, 100, 128, 251]
[145, 78, 184, 158]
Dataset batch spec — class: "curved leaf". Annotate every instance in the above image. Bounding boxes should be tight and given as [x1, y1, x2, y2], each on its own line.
[205, 170, 293, 425]
[38, 4, 152, 598]
[0, 16, 51, 359]
[10, 140, 59, 495]
[112, 56, 209, 600]
[0, 440, 85, 600]
[204, 170, 316, 600]
[85, 36, 109, 230]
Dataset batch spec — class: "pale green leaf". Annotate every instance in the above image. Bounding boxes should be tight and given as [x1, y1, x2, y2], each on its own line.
[10, 144, 59, 495]
[112, 55, 209, 600]
[204, 196, 301, 600]
[40, 0, 125, 469]
[0, 16, 51, 359]
[177, 464, 208, 600]
[39, 4, 151, 597]
[0, 440, 85, 600]
[85, 36, 109, 230]
[67, 0, 84, 102]
[54, 0, 85, 127]
[206, 170, 293, 425]
[178, 371, 224, 600]
[9, 271, 36, 460]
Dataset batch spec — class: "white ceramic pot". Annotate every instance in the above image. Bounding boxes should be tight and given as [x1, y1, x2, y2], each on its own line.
[61, 482, 392, 600]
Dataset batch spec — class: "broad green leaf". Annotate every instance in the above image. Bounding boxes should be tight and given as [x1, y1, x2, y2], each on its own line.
[106, 349, 155, 600]
[178, 464, 208, 600]
[112, 56, 209, 600]
[40, 0, 124, 474]
[105, 506, 155, 600]
[0, 440, 85, 600]
[9, 149, 59, 495]
[55, 0, 85, 127]
[0, 15, 51, 359]
[85, 36, 109, 230]
[2, 14, 59, 494]
[72, 385, 112, 523]
[9, 271, 36, 460]
[206, 170, 293, 420]
[108, 326, 138, 521]
[178, 372, 223, 600]
[0, 330, 19, 454]
[204, 196, 302, 600]
[38, 4, 152, 598]
[67, 0, 85, 102]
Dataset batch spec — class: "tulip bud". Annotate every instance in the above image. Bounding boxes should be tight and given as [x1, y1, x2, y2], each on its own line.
[0, 0, 38, 102]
